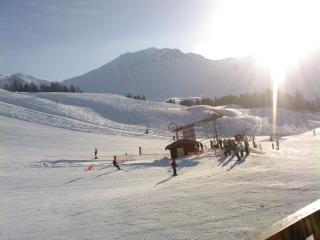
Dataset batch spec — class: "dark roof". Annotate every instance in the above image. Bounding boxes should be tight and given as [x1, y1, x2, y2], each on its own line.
[165, 139, 199, 150]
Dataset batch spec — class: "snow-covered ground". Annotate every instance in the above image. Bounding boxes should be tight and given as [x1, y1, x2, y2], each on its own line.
[0, 90, 319, 240]
[1, 90, 319, 138]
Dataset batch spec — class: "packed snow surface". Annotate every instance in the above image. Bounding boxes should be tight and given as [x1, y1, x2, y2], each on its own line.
[0, 90, 319, 137]
[0, 90, 319, 240]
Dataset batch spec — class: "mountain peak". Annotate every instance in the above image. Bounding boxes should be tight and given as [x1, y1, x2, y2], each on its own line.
[62, 47, 320, 100]
[120, 47, 184, 58]
[0, 73, 9, 80]
[115, 48, 197, 67]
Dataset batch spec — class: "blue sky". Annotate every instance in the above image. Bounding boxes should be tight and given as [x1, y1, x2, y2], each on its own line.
[0, 0, 219, 80]
[2, 0, 319, 81]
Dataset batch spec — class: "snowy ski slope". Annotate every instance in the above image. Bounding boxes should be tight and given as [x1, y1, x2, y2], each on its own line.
[0, 90, 319, 138]
[1, 115, 319, 240]
[0, 89, 320, 240]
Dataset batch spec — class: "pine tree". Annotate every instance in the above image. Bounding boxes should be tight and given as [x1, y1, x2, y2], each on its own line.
[69, 85, 76, 92]
[3, 84, 9, 91]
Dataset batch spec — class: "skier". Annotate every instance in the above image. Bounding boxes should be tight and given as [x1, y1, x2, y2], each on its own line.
[276, 139, 280, 150]
[253, 141, 257, 148]
[227, 139, 232, 156]
[113, 156, 120, 170]
[238, 142, 245, 157]
[219, 139, 223, 149]
[223, 139, 227, 157]
[272, 142, 274, 149]
[313, 129, 316, 136]
[244, 140, 249, 155]
[231, 140, 236, 156]
[223, 139, 226, 148]
[94, 148, 98, 159]
[225, 140, 229, 156]
[235, 144, 241, 161]
[223, 144, 228, 157]
[210, 139, 214, 149]
[171, 158, 177, 176]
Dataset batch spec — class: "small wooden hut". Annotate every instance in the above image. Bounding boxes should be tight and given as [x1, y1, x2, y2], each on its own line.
[165, 139, 200, 159]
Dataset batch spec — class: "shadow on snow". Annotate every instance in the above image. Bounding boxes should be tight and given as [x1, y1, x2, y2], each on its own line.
[64, 177, 83, 184]
[227, 155, 248, 171]
[217, 154, 248, 170]
[127, 157, 199, 169]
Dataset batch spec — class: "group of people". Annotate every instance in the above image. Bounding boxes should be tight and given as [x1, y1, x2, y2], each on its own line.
[93, 148, 121, 171]
[221, 138, 250, 160]
[94, 128, 320, 178]
[271, 138, 280, 150]
[196, 142, 204, 152]
[270, 132, 280, 150]
[210, 137, 250, 161]
[248, 134, 255, 141]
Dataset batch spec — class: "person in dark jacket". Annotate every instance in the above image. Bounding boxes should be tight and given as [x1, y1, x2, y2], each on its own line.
[223, 139, 229, 157]
[171, 158, 177, 176]
[244, 140, 249, 155]
[239, 142, 244, 157]
[113, 157, 120, 170]
[227, 139, 232, 156]
[210, 139, 214, 149]
[235, 144, 241, 161]
[276, 138, 280, 150]
[94, 148, 98, 159]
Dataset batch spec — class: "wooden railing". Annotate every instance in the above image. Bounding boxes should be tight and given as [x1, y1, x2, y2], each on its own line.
[248, 199, 320, 240]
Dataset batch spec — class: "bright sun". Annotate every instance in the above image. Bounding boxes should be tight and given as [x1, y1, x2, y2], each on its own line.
[194, 0, 320, 81]
[194, 0, 320, 134]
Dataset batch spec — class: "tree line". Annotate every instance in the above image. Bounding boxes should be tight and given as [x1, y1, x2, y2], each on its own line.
[171, 89, 320, 112]
[126, 93, 146, 100]
[2, 80, 82, 93]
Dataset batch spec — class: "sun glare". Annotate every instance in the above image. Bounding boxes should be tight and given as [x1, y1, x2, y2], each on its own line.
[195, 0, 320, 70]
[194, 0, 320, 135]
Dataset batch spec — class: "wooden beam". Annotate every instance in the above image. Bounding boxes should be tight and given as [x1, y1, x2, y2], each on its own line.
[248, 199, 320, 240]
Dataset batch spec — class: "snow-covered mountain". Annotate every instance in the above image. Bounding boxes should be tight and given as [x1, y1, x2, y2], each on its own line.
[62, 48, 320, 100]
[0, 73, 9, 81]
[0, 73, 50, 88]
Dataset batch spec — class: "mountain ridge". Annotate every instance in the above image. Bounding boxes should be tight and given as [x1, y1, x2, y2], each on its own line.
[63, 48, 273, 100]
[2, 48, 319, 100]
